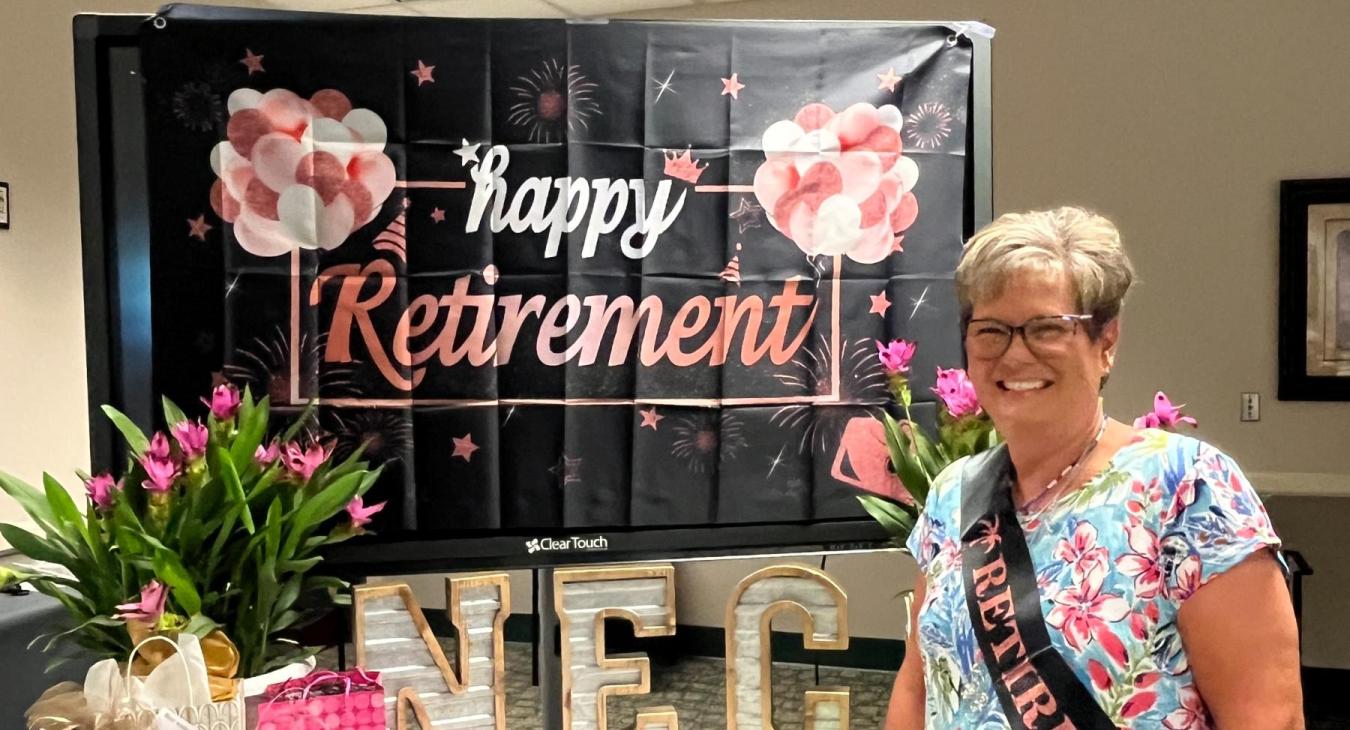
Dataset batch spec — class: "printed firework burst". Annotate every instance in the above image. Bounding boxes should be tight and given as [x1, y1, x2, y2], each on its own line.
[222, 325, 361, 404]
[171, 81, 225, 132]
[322, 407, 413, 464]
[903, 101, 953, 150]
[771, 337, 888, 454]
[670, 411, 748, 474]
[507, 58, 602, 143]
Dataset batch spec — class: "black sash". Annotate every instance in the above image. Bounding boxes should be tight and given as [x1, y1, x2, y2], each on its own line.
[959, 446, 1115, 730]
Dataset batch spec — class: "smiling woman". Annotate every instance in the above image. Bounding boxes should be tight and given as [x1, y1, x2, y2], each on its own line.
[886, 208, 1303, 730]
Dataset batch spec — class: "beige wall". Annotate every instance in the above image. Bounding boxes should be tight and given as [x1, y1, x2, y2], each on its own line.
[4, 0, 1349, 669]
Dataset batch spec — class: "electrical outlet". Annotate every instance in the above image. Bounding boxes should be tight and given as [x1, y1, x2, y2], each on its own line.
[1241, 392, 1260, 422]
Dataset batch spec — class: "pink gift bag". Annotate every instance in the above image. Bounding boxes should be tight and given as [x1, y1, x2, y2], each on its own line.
[257, 668, 385, 730]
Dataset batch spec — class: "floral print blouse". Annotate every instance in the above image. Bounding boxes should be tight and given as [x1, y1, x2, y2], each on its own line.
[905, 429, 1281, 729]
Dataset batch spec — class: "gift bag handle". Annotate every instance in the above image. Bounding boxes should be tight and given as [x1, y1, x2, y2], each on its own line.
[124, 634, 197, 709]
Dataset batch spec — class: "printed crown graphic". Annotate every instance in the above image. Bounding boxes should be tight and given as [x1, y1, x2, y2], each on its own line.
[663, 147, 708, 184]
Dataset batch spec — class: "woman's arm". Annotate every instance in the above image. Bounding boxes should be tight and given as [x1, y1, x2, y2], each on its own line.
[1177, 549, 1303, 729]
[886, 574, 928, 730]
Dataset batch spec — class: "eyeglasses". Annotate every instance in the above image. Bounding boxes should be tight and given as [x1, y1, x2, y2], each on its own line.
[964, 314, 1094, 359]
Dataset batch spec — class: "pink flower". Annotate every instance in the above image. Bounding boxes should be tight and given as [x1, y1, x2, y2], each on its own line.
[84, 473, 120, 511]
[1164, 685, 1207, 730]
[147, 432, 172, 461]
[932, 367, 982, 418]
[170, 420, 208, 460]
[1116, 519, 1163, 599]
[254, 440, 281, 467]
[1045, 565, 1130, 658]
[114, 580, 167, 624]
[1120, 690, 1158, 721]
[284, 441, 330, 482]
[1132, 391, 1198, 430]
[876, 339, 917, 375]
[1165, 553, 1203, 602]
[140, 456, 178, 493]
[1052, 521, 1110, 582]
[202, 383, 242, 420]
[345, 496, 386, 532]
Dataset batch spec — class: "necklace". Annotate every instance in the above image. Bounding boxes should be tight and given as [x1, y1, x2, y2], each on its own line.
[1016, 414, 1108, 516]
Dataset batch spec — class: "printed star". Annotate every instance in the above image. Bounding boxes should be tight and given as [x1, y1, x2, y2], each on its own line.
[239, 48, 265, 75]
[451, 433, 479, 462]
[223, 274, 241, 299]
[411, 60, 436, 86]
[430, 207, 446, 223]
[891, 235, 905, 254]
[639, 406, 664, 431]
[401, 196, 412, 209]
[187, 214, 212, 241]
[766, 445, 788, 479]
[549, 455, 583, 487]
[876, 67, 903, 93]
[868, 291, 891, 316]
[909, 285, 930, 320]
[728, 198, 763, 234]
[720, 73, 745, 100]
[455, 138, 481, 167]
[652, 68, 677, 104]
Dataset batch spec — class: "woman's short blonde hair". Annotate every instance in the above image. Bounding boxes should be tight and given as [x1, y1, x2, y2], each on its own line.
[955, 206, 1135, 338]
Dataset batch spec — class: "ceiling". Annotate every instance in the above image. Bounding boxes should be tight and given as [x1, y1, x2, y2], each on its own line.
[246, 0, 741, 19]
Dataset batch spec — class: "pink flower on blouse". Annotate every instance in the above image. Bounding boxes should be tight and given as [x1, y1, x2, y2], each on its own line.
[1052, 521, 1109, 582]
[1046, 564, 1130, 659]
[1163, 685, 1207, 730]
[1120, 689, 1159, 721]
[1161, 475, 1197, 524]
[1165, 553, 1203, 602]
[1116, 518, 1163, 600]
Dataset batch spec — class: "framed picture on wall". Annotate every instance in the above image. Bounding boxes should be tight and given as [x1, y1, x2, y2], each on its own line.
[1279, 178, 1350, 400]
[0, 182, 8, 229]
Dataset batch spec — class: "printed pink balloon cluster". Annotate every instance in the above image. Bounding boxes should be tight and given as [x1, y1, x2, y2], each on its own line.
[753, 102, 919, 264]
[210, 88, 396, 257]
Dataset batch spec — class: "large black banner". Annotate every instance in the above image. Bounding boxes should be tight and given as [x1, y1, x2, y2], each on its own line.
[138, 6, 973, 552]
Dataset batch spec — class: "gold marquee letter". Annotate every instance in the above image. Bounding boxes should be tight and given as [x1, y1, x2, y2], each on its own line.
[724, 565, 850, 730]
[554, 564, 678, 730]
[353, 576, 510, 730]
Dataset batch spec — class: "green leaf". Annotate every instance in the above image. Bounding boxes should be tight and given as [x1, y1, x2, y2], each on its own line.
[162, 396, 189, 430]
[277, 556, 323, 573]
[857, 494, 917, 542]
[152, 550, 202, 616]
[212, 445, 254, 534]
[883, 414, 931, 506]
[280, 399, 319, 443]
[183, 613, 221, 638]
[0, 471, 57, 528]
[273, 575, 302, 620]
[101, 405, 150, 455]
[0, 523, 71, 565]
[230, 395, 269, 474]
[43, 474, 90, 543]
[281, 468, 375, 558]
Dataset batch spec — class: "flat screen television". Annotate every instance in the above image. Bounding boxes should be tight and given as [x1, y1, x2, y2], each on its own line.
[75, 6, 991, 573]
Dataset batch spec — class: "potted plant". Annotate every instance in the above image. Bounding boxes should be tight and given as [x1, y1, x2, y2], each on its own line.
[0, 385, 385, 692]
